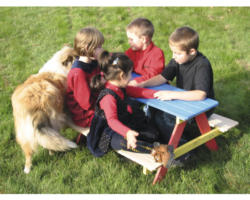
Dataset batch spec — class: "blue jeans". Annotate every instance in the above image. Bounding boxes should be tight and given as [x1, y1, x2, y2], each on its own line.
[110, 133, 153, 154]
[153, 109, 188, 146]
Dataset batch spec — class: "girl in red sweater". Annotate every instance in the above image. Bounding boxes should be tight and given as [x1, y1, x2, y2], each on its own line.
[66, 27, 104, 143]
[87, 50, 160, 157]
[66, 28, 104, 126]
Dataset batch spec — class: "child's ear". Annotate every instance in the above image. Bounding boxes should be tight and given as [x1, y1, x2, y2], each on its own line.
[189, 48, 197, 55]
[119, 71, 125, 80]
[141, 35, 149, 44]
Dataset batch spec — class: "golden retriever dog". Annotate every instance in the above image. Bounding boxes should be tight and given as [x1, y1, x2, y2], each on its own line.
[11, 46, 87, 174]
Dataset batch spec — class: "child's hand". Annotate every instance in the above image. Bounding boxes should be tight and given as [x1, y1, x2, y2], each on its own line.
[134, 82, 145, 88]
[154, 90, 175, 100]
[128, 80, 138, 86]
[126, 130, 139, 149]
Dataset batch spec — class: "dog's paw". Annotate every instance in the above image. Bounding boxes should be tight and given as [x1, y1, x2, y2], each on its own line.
[24, 166, 30, 174]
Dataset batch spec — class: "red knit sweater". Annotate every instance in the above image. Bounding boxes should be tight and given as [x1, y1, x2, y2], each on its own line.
[66, 62, 99, 127]
[125, 41, 165, 83]
[99, 82, 157, 137]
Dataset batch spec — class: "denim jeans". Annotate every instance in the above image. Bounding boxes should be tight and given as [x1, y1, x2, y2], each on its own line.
[110, 133, 153, 154]
[152, 109, 188, 146]
[151, 107, 215, 146]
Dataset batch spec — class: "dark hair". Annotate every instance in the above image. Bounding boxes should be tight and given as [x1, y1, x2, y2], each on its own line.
[169, 26, 199, 53]
[90, 50, 133, 91]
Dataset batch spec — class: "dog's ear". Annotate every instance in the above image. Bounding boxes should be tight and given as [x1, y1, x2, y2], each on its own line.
[61, 47, 77, 67]
[153, 142, 160, 148]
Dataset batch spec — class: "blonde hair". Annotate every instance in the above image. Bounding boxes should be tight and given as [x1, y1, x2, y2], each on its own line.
[169, 26, 199, 53]
[74, 27, 104, 57]
[126, 18, 154, 39]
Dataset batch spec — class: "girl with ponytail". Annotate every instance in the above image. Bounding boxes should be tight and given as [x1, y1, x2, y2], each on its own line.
[87, 50, 160, 157]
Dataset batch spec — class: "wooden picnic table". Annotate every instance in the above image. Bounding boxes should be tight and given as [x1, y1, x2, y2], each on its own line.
[132, 73, 220, 184]
[79, 73, 238, 185]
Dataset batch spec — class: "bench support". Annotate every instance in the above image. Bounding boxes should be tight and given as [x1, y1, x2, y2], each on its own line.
[153, 166, 168, 185]
[143, 167, 150, 175]
[168, 120, 187, 149]
[174, 128, 221, 158]
[195, 113, 219, 151]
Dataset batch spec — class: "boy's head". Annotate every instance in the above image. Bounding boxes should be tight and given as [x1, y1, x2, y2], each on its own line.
[74, 27, 104, 58]
[126, 18, 154, 51]
[169, 26, 199, 64]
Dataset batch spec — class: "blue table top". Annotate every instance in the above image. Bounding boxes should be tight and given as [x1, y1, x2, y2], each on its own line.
[132, 73, 219, 121]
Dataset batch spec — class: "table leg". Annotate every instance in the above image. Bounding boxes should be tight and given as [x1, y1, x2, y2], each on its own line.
[152, 120, 187, 185]
[195, 113, 219, 151]
[153, 166, 168, 185]
[168, 120, 187, 148]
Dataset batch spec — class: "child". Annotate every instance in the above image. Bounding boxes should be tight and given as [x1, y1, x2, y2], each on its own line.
[125, 18, 165, 86]
[87, 50, 161, 157]
[137, 26, 215, 164]
[66, 27, 104, 142]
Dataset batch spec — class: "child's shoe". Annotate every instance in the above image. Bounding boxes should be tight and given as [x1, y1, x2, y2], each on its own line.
[171, 152, 192, 167]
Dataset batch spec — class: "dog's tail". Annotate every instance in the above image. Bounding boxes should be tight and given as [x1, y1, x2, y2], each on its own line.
[33, 111, 77, 151]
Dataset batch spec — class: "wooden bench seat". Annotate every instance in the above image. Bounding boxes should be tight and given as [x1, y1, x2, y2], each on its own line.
[208, 113, 239, 133]
[79, 113, 238, 175]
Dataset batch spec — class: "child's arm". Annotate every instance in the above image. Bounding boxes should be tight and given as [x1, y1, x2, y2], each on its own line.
[99, 95, 132, 136]
[156, 59, 212, 101]
[154, 90, 206, 101]
[126, 85, 159, 99]
[99, 95, 139, 148]
[132, 74, 167, 88]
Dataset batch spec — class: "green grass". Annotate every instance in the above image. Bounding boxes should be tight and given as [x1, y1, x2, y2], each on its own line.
[0, 7, 249, 194]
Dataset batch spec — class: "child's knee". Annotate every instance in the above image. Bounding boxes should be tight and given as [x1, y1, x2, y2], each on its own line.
[110, 134, 127, 150]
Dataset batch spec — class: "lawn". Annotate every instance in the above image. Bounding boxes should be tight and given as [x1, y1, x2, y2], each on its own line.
[0, 7, 249, 194]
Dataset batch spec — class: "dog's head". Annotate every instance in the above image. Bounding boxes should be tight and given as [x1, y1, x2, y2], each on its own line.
[151, 143, 170, 167]
[59, 45, 77, 71]
[39, 45, 77, 76]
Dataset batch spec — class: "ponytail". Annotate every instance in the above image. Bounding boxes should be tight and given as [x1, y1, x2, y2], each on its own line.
[90, 50, 133, 91]
[98, 50, 111, 71]
[90, 74, 105, 92]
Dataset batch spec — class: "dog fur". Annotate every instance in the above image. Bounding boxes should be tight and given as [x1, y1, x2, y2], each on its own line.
[39, 45, 76, 77]
[151, 144, 170, 167]
[11, 46, 86, 174]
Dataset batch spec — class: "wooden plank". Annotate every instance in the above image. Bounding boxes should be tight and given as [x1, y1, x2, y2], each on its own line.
[195, 113, 219, 151]
[143, 167, 150, 175]
[80, 127, 161, 171]
[153, 166, 168, 185]
[208, 113, 239, 132]
[132, 72, 219, 121]
[174, 128, 222, 158]
[117, 150, 162, 171]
